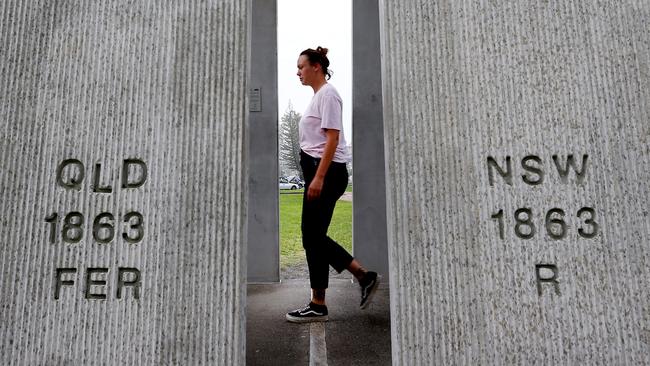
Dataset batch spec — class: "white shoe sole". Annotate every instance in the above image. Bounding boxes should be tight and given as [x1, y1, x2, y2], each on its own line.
[286, 314, 328, 323]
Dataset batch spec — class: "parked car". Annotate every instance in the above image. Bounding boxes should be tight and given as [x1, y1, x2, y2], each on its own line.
[286, 175, 305, 188]
[279, 177, 300, 190]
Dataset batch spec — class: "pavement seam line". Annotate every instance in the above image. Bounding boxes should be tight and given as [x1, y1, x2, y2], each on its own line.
[309, 322, 328, 366]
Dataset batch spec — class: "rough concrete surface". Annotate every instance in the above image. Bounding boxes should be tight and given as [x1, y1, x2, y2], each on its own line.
[0, 1, 248, 364]
[247, 279, 391, 366]
[380, 1, 650, 364]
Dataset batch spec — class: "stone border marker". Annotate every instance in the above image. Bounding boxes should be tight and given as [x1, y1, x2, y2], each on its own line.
[380, 1, 650, 364]
[1, 1, 248, 364]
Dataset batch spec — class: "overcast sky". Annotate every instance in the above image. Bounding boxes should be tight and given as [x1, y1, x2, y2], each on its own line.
[277, 0, 352, 140]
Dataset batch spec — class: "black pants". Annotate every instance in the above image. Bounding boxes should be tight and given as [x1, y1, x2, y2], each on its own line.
[300, 150, 354, 289]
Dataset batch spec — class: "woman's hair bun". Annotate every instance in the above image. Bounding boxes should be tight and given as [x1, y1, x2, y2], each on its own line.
[300, 46, 332, 80]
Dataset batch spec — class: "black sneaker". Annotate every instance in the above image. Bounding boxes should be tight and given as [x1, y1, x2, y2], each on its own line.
[286, 302, 328, 323]
[359, 271, 380, 309]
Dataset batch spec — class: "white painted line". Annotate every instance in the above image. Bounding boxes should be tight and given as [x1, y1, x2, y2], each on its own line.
[309, 322, 328, 366]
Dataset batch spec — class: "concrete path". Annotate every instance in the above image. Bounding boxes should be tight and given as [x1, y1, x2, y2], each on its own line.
[246, 279, 391, 365]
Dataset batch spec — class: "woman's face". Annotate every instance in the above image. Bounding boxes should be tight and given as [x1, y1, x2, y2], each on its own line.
[296, 55, 320, 86]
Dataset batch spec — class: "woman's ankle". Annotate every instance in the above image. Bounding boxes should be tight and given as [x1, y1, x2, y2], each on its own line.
[347, 259, 368, 281]
[311, 288, 326, 305]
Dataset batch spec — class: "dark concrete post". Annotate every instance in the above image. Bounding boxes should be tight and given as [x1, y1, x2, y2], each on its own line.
[352, 0, 389, 277]
[247, 0, 280, 282]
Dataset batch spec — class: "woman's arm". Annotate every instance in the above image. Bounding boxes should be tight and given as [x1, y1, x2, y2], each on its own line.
[307, 128, 339, 201]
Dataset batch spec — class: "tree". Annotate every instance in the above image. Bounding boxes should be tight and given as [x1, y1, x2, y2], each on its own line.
[279, 102, 302, 179]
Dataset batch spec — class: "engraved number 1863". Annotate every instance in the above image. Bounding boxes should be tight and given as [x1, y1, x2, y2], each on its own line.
[45, 211, 144, 244]
[490, 207, 598, 240]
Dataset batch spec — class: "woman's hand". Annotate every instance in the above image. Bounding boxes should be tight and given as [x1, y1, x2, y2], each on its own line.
[308, 129, 339, 201]
[307, 175, 324, 201]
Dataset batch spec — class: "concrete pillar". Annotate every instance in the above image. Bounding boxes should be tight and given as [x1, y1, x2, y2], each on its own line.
[247, 0, 279, 283]
[352, 0, 389, 277]
[379, 1, 650, 364]
[0, 1, 248, 364]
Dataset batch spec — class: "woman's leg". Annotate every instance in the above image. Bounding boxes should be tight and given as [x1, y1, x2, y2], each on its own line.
[311, 289, 326, 305]
[301, 183, 342, 301]
[301, 156, 352, 303]
[347, 258, 369, 282]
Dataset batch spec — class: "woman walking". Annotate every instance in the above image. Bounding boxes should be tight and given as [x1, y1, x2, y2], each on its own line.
[286, 47, 380, 323]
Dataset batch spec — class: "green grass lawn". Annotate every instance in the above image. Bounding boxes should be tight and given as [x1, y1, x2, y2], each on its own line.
[279, 189, 352, 269]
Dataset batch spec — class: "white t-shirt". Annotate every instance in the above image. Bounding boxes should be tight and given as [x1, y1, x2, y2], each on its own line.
[299, 83, 350, 163]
